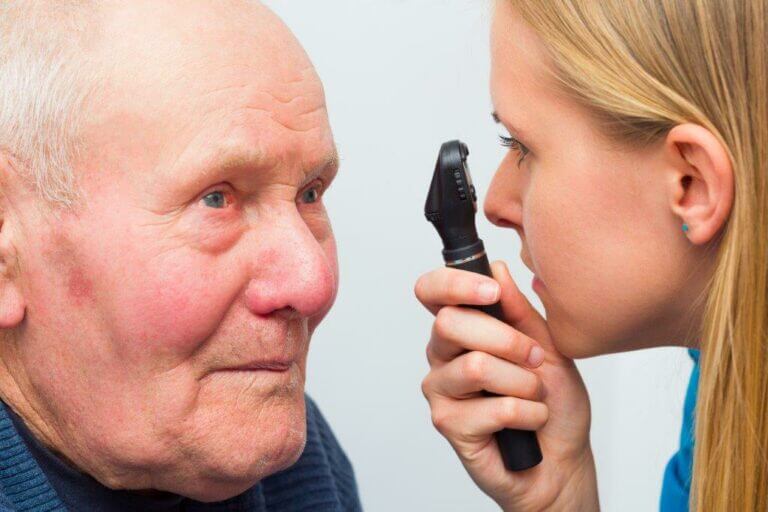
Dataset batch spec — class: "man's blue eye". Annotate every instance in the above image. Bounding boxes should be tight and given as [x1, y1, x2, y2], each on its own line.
[202, 191, 227, 208]
[302, 187, 320, 204]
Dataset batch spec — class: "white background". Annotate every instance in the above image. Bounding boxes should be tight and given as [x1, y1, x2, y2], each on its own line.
[264, 1, 693, 510]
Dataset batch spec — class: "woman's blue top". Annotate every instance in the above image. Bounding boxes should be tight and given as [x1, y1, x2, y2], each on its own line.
[660, 349, 700, 511]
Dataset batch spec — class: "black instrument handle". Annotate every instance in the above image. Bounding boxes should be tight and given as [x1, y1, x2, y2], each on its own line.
[451, 252, 543, 471]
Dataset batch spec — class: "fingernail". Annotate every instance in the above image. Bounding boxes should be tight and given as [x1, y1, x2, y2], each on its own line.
[478, 282, 500, 302]
[527, 346, 544, 367]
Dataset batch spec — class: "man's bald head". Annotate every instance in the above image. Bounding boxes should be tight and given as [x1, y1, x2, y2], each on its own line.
[0, 0, 308, 208]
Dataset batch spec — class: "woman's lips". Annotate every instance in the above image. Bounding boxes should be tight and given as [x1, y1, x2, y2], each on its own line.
[520, 251, 543, 290]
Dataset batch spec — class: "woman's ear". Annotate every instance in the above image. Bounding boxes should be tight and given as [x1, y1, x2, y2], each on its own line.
[665, 123, 734, 245]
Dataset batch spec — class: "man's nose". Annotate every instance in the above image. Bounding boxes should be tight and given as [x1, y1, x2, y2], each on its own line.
[244, 213, 336, 319]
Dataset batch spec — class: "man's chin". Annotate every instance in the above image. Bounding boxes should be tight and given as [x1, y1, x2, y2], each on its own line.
[164, 392, 308, 502]
[184, 428, 307, 502]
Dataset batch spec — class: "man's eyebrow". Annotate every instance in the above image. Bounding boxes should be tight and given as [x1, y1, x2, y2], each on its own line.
[181, 145, 265, 183]
[304, 150, 340, 184]
[179, 145, 339, 188]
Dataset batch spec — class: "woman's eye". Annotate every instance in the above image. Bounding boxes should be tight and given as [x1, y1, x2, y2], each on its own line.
[498, 134, 530, 165]
[300, 183, 324, 204]
[201, 190, 230, 209]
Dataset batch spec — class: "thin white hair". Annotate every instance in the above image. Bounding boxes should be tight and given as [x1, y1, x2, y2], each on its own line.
[0, 0, 100, 207]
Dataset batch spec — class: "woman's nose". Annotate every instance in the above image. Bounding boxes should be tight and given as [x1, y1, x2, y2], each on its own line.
[244, 213, 337, 319]
[483, 155, 525, 231]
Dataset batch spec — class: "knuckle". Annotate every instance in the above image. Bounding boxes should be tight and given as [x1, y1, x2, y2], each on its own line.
[425, 342, 434, 364]
[433, 306, 457, 339]
[500, 397, 521, 422]
[420, 374, 433, 399]
[462, 351, 488, 385]
[430, 408, 451, 434]
[421, 372, 435, 404]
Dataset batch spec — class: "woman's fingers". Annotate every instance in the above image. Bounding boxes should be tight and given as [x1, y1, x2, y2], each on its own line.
[428, 394, 549, 440]
[414, 267, 501, 315]
[490, 261, 552, 348]
[423, 350, 543, 401]
[427, 306, 544, 368]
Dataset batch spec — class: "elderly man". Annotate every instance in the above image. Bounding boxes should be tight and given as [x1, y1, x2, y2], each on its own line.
[0, 0, 361, 510]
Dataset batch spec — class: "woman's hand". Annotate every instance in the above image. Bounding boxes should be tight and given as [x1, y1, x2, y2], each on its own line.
[415, 261, 598, 511]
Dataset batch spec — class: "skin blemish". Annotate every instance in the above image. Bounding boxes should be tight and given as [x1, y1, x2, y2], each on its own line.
[67, 267, 94, 304]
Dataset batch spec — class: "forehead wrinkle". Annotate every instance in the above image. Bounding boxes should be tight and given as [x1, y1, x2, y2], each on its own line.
[178, 143, 270, 190]
[167, 139, 338, 195]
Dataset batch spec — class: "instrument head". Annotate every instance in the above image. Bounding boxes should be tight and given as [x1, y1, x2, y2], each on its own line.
[424, 140, 479, 250]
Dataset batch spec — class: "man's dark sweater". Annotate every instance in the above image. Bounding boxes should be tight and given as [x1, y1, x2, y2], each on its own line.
[0, 396, 361, 511]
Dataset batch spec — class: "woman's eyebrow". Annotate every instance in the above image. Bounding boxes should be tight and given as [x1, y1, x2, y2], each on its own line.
[491, 111, 526, 139]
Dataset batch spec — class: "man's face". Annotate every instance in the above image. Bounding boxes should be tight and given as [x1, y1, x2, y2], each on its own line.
[6, 0, 338, 501]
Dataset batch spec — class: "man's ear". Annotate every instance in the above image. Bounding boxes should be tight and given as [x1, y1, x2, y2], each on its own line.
[665, 123, 734, 245]
[0, 157, 25, 329]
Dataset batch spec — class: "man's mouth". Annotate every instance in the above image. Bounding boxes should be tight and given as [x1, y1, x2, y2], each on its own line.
[219, 360, 293, 372]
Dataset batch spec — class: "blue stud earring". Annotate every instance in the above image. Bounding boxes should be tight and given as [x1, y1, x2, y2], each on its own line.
[682, 223, 690, 234]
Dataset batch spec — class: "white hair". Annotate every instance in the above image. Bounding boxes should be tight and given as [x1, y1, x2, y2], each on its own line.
[0, 1, 100, 207]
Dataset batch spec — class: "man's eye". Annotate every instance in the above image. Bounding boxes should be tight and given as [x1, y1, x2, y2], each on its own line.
[300, 183, 324, 204]
[201, 190, 229, 209]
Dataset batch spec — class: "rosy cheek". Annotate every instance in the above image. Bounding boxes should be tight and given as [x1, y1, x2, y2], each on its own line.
[113, 259, 233, 362]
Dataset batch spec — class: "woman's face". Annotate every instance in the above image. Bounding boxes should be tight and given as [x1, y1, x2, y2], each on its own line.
[487, 2, 709, 358]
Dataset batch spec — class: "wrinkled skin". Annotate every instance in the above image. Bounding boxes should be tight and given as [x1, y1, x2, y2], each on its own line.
[0, 0, 339, 502]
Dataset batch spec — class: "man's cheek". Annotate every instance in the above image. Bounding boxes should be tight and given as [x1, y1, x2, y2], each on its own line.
[110, 261, 237, 363]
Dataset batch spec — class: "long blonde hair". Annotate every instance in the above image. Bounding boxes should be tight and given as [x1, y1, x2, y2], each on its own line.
[503, 0, 768, 509]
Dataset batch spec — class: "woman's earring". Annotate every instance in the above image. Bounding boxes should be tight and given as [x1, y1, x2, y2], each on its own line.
[682, 223, 690, 234]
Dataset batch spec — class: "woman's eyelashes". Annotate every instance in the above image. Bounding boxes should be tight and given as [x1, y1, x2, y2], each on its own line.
[498, 133, 530, 165]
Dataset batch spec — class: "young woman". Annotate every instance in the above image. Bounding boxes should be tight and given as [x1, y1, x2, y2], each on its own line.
[415, 1, 767, 510]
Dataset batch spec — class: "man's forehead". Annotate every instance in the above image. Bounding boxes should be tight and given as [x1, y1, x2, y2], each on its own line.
[161, 131, 339, 193]
[93, 0, 314, 100]
[79, 0, 334, 195]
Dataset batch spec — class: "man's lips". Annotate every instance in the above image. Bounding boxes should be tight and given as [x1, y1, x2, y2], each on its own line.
[218, 360, 294, 372]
